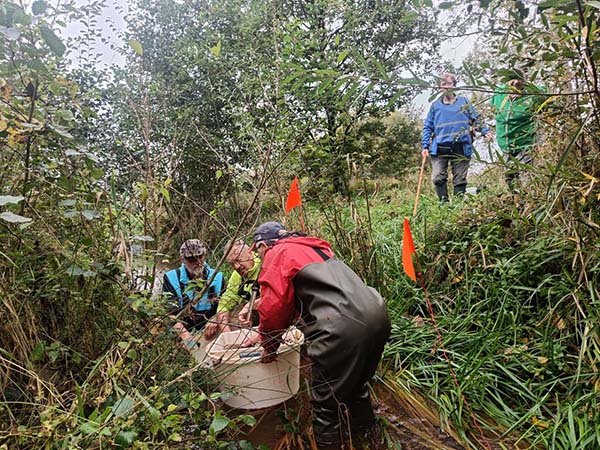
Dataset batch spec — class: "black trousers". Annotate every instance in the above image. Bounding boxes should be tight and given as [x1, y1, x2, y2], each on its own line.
[309, 317, 391, 445]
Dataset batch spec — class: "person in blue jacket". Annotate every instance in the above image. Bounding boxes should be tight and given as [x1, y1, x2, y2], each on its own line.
[162, 239, 224, 332]
[422, 73, 492, 201]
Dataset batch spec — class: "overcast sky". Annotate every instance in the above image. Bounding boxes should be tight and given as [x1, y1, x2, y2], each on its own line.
[62, 0, 474, 114]
[63, 0, 128, 69]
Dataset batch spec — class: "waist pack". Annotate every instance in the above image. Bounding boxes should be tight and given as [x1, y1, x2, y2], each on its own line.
[437, 141, 465, 157]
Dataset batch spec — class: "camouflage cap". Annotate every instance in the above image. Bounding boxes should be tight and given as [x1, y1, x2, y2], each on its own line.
[179, 239, 207, 258]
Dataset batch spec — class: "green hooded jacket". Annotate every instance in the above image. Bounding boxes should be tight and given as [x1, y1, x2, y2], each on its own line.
[217, 253, 261, 313]
[491, 84, 545, 155]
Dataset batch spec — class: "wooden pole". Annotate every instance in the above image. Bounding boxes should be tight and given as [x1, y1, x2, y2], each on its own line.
[413, 153, 427, 217]
[299, 206, 306, 233]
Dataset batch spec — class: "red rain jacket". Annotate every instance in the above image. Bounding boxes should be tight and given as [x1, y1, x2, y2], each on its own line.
[257, 236, 333, 351]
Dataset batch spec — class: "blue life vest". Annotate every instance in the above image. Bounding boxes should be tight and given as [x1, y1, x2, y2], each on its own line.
[165, 263, 224, 312]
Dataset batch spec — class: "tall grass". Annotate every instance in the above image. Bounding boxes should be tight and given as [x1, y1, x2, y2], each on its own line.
[312, 166, 600, 449]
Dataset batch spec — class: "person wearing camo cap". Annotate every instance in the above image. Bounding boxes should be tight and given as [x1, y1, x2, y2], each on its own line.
[162, 239, 225, 332]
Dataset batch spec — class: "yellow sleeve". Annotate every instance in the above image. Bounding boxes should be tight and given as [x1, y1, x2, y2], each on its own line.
[217, 270, 244, 313]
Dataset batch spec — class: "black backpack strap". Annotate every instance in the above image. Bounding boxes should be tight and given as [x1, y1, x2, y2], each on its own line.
[313, 247, 331, 261]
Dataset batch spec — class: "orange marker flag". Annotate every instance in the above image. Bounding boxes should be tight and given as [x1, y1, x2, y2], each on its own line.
[285, 177, 302, 213]
[402, 218, 416, 281]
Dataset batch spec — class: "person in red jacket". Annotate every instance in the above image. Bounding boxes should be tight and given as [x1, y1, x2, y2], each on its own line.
[244, 221, 391, 447]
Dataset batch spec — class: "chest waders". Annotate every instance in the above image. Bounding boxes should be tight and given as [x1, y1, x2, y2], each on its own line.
[293, 249, 391, 446]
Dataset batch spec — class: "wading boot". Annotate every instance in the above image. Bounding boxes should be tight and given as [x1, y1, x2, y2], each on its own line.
[435, 183, 449, 202]
[453, 183, 466, 197]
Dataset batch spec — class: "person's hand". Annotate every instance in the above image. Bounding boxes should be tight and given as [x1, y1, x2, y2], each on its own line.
[238, 302, 252, 327]
[238, 298, 260, 327]
[260, 348, 277, 364]
[173, 321, 194, 342]
[422, 149, 429, 157]
[240, 329, 261, 347]
[204, 311, 230, 339]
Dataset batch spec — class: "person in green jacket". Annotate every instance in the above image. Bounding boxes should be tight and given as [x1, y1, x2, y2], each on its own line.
[204, 239, 262, 339]
[490, 76, 545, 190]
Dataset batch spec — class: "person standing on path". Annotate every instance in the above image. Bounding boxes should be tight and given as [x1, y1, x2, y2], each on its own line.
[243, 221, 391, 448]
[422, 73, 492, 201]
[490, 75, 545, 191]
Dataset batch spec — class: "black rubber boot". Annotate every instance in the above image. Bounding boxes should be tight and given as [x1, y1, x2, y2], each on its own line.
[349, 388, 376, 437]
[312, 403, 344, 449]
[453, 183, 467, 197]
[435, 183, 449, 202]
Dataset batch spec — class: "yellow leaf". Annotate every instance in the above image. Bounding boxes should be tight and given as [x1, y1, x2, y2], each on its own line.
[538, 356, 548, 364]
[167, 404, 178, 412]
[579, 170, 599, 183]
[0, 81, 10, 102]
[531, 415, 550, 429]
[536, 95, 556, 113]
[0, 119, 7, 132]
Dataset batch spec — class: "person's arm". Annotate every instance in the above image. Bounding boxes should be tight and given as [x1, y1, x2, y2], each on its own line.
[204, 271, 241, 338]
[256, 250, 297, 360]
[217, 271, 244, 314]
[467, 100, 492, 139]
[162, 272, 194, 338]
[162, 272, 183, 315]
[421, 104, 435, 156]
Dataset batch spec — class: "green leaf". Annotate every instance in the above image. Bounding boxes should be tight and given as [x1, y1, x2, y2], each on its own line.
[216, 169, 223, 179]
[132, 235, 154, 242]
[168, 433, 182, 442]
[90, 168, 104, 179]
[438, 1, 454, 8]
[0, 212, 32, 223]
[82, 209, 100, 220]
[63, 210, 79, 218]
[31, 341, 45, 361]
[210, 40, 222, 57]
[48, 124, 73, 139]
[210, 415, 230, 433]
[159, 186, 170, 202]
[0, 195, 24, 206]
[79, 421, 99, 435]
[337, 50, 349, 64]
[586, 0, 600, 8]
[65, 266, 95, 277]
[32, 0, 47, 15]
[115, 430, 138, 448]
[112, 397, 135, 418]
[128, 39, 143, 56]
[0, 26, 21, 41]
[40, 25, 66, 57]
[238, 415, 257, 426]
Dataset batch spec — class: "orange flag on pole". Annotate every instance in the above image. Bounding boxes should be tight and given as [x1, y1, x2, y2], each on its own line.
[402, 218, 416, 281]
[285, 177, 302, 213]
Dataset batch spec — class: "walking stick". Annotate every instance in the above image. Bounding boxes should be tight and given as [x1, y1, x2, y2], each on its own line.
[413, 153, 427, 217]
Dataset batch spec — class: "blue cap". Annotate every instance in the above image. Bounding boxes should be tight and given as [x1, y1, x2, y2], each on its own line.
[251, 221, 287, 248]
